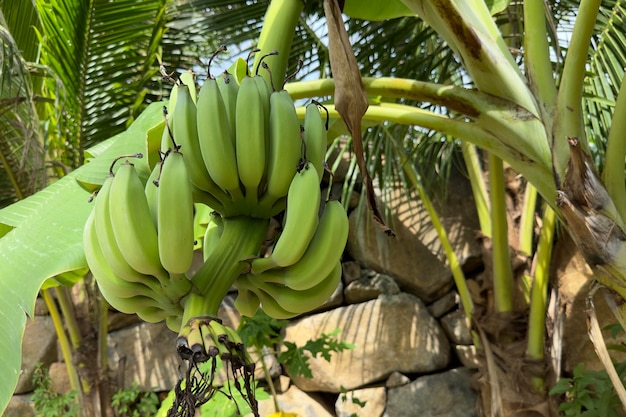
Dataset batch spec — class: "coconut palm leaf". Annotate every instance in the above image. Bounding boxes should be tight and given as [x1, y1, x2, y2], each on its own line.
[36, 0, 177, 167]
[581, 0, 626, 168]
[0, 10, 46, 209]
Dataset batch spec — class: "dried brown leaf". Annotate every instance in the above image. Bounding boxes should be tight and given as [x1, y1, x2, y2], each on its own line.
[323, 0, 393, 236]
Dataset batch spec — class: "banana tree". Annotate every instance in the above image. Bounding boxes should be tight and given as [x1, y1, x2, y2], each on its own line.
[1, 0, 625, 415]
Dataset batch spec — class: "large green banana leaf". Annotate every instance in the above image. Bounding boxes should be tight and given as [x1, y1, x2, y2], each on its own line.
[0, 102, 163, 414]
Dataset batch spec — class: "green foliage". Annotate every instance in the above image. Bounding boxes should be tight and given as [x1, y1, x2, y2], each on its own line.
[238, 310, 288, 351]
[30, 364, 79, 417]
[549, 362, 626, 417]
[111, 382, 159, 417]
[239, 310, 355, 380]
[278, 328, 355, 379]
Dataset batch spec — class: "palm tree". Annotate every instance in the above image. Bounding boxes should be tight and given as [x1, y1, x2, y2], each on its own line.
[1, 0, 625, 415]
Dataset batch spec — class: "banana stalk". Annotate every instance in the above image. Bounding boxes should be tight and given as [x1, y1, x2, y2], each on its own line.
[182, 216, 269, 319]
[489, 154, 514, 314]
[553, 0, 602, 175]
[526, 205, 556, 391]
[252, 0, 303, 89]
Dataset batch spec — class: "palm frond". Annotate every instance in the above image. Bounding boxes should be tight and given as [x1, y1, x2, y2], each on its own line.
[36, 0, 172, 167]
[164, 0, 328, 80]
[583, 0, 626, 168]
[0, 12, 46, 208]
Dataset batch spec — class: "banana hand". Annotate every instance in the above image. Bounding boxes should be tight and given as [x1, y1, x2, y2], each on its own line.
[251, 199, 348, 290]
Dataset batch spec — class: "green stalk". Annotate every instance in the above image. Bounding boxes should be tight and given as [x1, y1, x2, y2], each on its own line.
[182, 216, 269, 320]
[97, 295, 108, 371]
[518, 185, 539, 304]
[553, 0, 602, 176]
[97, 294, 111, 417]
[389, 132, 475, 331]
[518, 184, 538, 257]
[258, 350, 280, 413]
[461, 142, 491, 238]
[287, 77, 554, 189]
[297, 102, 555, 206]
[522, 0, 557, 109]
[288, 77, 549, 166]
[526, 205, 556, 391]
[41, 289, 84, 414]
[53, 287, 81, 349]
[489, 154, 514, 313]
[602, 71, 626, 220]
[253, 0, 304, 88]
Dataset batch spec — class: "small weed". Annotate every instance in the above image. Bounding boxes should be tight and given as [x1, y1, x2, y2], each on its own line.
[31, 363, 79, 417]
[549, 362, 626, 417]
[111, 382, 159, 417]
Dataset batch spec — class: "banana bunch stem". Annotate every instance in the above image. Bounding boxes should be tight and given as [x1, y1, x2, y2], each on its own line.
[185, 216, 269, 318]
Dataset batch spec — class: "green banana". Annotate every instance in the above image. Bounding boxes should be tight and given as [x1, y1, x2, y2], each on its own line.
[166, 315, 183, 333]
[171, 84, 214, 191]
[86, 210, 176, 319]
[108, 160, 166, 278]
[253, 74, 271, 145]
[157, 149, 195, 274]
[136, 306, 171, 324]
[233, 287, 260, 317]
[167, 84, 179, 118]
[93, 174, 151, 284]
[110, 295, 170, 317]
[191, 318, 210, 360]
[202, 211, 224, 261]
[234, 274, 300, 320]
[258, 89, 302, 209]
[303, 103, 328, 182]
[179, 71, 197, 104]
[196, 76, 243, 201]
[242, 282, 301, 320]
[246, 259, 342, 314]
[216, 71, 239, 146]
[85, 210, 163, 301]
[250, 166, 321, 274]
[235, 76, 267, 203]
[145, 160, 161, 229]
[250, 199, 349, 291]
[92, 164, 168, 288]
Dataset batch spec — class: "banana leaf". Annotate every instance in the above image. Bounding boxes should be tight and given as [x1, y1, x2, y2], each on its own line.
[0, 102, 163, 414]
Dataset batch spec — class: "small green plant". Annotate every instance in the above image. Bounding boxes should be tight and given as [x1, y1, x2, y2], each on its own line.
[239, 310, 355, 379]
[339, 386, 367, 417]
[278, 328, 354, 378]
[549, 362, 626, 417]
[31, 363, 79, 417]
[111, 382, 159, 417]
[238, 310, 355, 415]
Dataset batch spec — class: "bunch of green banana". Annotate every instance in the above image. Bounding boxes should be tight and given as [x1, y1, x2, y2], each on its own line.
[234, 199, 349, 318]
[165, 57, 304, 219]
[83, 154, 194, 327]
[85, 52, 344, 343]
